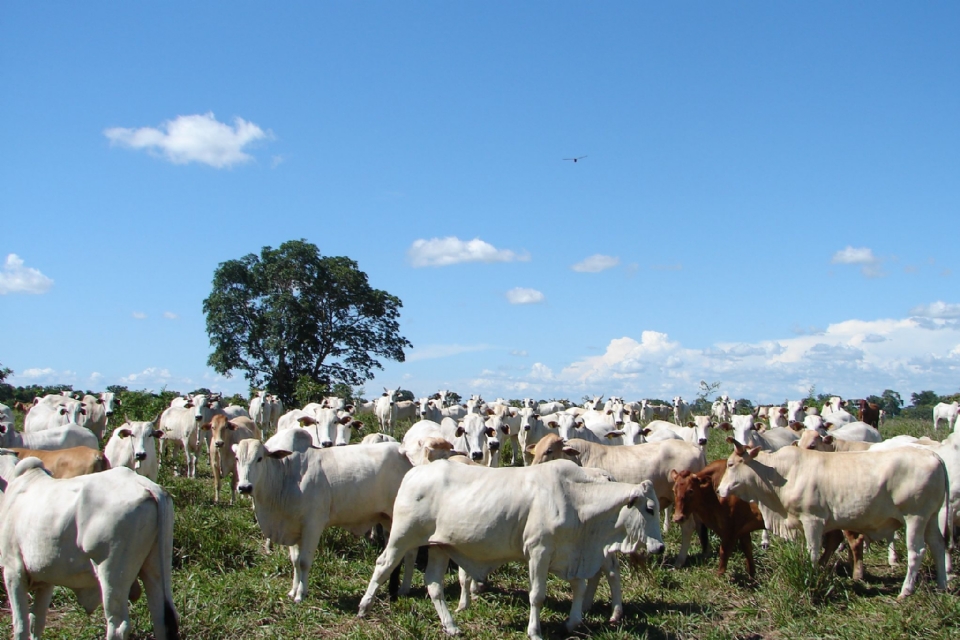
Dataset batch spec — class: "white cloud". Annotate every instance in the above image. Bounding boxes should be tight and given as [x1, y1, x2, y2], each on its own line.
[407, 344, 493, 362]
[451, 311, 960, 403]
[506, 287, 544, 304]
[0, 254, 53, 295]
[120, 367, 172, 384]
[510, 350, 528, 357]
[831, 246, 885, 278]
[163, 311, 179, 320]
[104, 112, 272, 168]
[20, 367, 56, 379]
[407, 237, 529, 267]
[910, 301, 960, 319]
[572, 254, 620, 273]
[132, 311, 147, 320]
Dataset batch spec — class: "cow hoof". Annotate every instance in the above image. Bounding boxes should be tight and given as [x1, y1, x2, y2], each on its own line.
[442, 624, 461, 636]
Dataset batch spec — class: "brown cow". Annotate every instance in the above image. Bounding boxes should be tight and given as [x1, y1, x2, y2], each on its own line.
[201, 414, 259, 503]
[10, 446, 108, 478]
[858, 400, 881, 429]
[670, 460, 765, 577]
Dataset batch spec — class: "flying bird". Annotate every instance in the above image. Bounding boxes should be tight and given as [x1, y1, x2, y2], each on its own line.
[563, 155, 587, 163]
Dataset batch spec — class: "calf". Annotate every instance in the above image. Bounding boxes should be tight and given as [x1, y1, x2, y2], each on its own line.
[158, 405, 200, 478]
[671, 460, 765, 577]
[858, 400, 881, 428]
[9, 446, 108, 479]
[202, 415, 259, 503]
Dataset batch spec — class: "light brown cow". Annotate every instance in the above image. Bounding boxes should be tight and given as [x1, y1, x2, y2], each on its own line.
[201, 414, 260, 503]
[9, 446, 108, 478]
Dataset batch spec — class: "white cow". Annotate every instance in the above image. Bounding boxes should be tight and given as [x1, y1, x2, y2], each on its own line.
[517, 409, 553, 466]
[375, 387, 402, 435]
[0, 460, 179, 640]
[417, 397, 443, 423]
[79, 392, 119, 440]
[395, 400, 418, 423]
[0, 422, 99, 452]
[298, 408, 364, 448]
[537, 400, 566, 415]
[104, 419, 163, 482]
[718, 441, 948, 598]
[249, 391, 269, 432]
[24, 397, 87, 433]
[530, 436, 706, 568]
[203, 414, 260, 504]
[233, 437, 416, 603]
[786, 400, 806, 425]
[360, 432, 398, 445]
[672, 396, 692, 426]
[933, 401, 960, 432]
[157, 405, 201, 478]
[357, 458, 665, 639]
[719, 414, 799, 451]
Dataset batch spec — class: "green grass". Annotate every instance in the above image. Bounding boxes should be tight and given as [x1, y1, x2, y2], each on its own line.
[2, 416, 959, 639]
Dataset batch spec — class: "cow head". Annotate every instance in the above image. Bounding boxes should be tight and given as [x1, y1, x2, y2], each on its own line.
[234, 439, 292, 495]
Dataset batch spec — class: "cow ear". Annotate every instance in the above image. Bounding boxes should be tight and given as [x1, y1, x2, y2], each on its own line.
[823, 435, 835, 444]
[118, 428, 133, 438]
[298, 416, 317, 426]
[719, 422, 732, 431]
[525, 443, 538, 454]
[547, 421, 558, 429]
[641, 427, 652, 436]
[686, 421, 695, 427]
[339, 416, 352, 425]
[267, 449, 293, 459]
[791, 441, 798, 447]
[227, 421, 238, 430]
[500, 425, 510, 434]
[788, 421, 804, 432]
[152, 430, 164, 438]
[748, 446, 761, 458]
[605, 430, 624, 438]
[201, 423, 211, 430]
[668, 469, 679, 482]
[455, 426, 465, 437]
[698, 476, 713, 489]
[351, 420, 364, 430]
[562, 446, 579, 458]
[485, 427, 496, 437]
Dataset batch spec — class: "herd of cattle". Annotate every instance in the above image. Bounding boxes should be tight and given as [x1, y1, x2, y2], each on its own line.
[0, 390, 959, 639]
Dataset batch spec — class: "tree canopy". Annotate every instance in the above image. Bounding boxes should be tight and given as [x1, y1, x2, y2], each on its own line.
[203, 240, 411, 405]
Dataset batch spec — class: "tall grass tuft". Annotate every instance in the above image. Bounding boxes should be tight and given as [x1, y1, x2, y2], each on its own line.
[767, 538, 848, 607]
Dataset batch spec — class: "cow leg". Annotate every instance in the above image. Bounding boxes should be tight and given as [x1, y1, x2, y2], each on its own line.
[424, 548, 459, 636]
[566, 577, 587, 633]
[673, 516, 696, 568]
[399, 548, 417, 596]
[289, 523, 323, 603]
[900, 516, 928, 598]
[801, 519, 825, 565]
[698, 520, 712, 557]
[717, 535, 733, 576]
[139, 543, 177, 640]
[30, 583, 54, 639]
[843, 531, 865, 581]
[603, 553, 625, 623]
[760, 529, 770, 550]
[739, 534, 756, 579]
[98, 566, 133, 640]
[663, 505, 672, 533]
[3, 567, 30, 640]
[457, 566, 472, 612]
[510, 435, 519, 466]
[526, 548, 549, 640]
[924, 513, 948, 591]
[358, 541, 417, 617]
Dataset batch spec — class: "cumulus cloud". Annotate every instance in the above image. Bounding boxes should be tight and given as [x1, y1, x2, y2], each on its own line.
[831, 246, 884, 277]
[19, 367, 56, 379]
[572, 254, 620, 273]
[132, 311, 147, 320]
[163, 311, 179, 320]
[104, 112, 272, 168]
[120, 367, 172, 384]
[510, 350, 528, 357]
[910, 301, 960, 319]
[0, 254, 53, 295]
[506, 287, 545, 304]
[407, 237, 529, 268]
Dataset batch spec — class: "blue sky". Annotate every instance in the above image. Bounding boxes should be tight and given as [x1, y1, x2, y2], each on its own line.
[2, 2, 958, 404]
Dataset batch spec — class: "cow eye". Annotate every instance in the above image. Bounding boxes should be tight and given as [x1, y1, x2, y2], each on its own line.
[256, 456, 262, 463]
[645, 504, 655, 515]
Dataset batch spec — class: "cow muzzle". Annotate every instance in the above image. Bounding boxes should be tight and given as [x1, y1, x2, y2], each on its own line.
[214, 441, 224, 448]
[321, 441, 334, 448]
[238, 483, 253, 495]
[470, 451, 484, 461]
[698, 438, 708, 446]
[135, 451, 147, 461]
[487, 440, 500, 452]
[647, 540, 666, 556]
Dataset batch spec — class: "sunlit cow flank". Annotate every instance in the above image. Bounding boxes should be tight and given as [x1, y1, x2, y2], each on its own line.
[0, 457, 179, 640]
[357, 458, 664, 640]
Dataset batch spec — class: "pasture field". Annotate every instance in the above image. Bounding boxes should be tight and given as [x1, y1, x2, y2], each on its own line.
[2, 416, 959, 639]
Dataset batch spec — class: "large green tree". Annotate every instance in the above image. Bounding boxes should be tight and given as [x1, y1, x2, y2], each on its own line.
[203, 240, 411, 405]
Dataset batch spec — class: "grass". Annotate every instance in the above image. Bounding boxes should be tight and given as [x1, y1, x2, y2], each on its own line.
[2, 415, 959, 639]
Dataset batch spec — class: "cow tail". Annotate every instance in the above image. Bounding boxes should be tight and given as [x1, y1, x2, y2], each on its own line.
[941, 456, 952, 548]
[144, 482, 180, 640]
